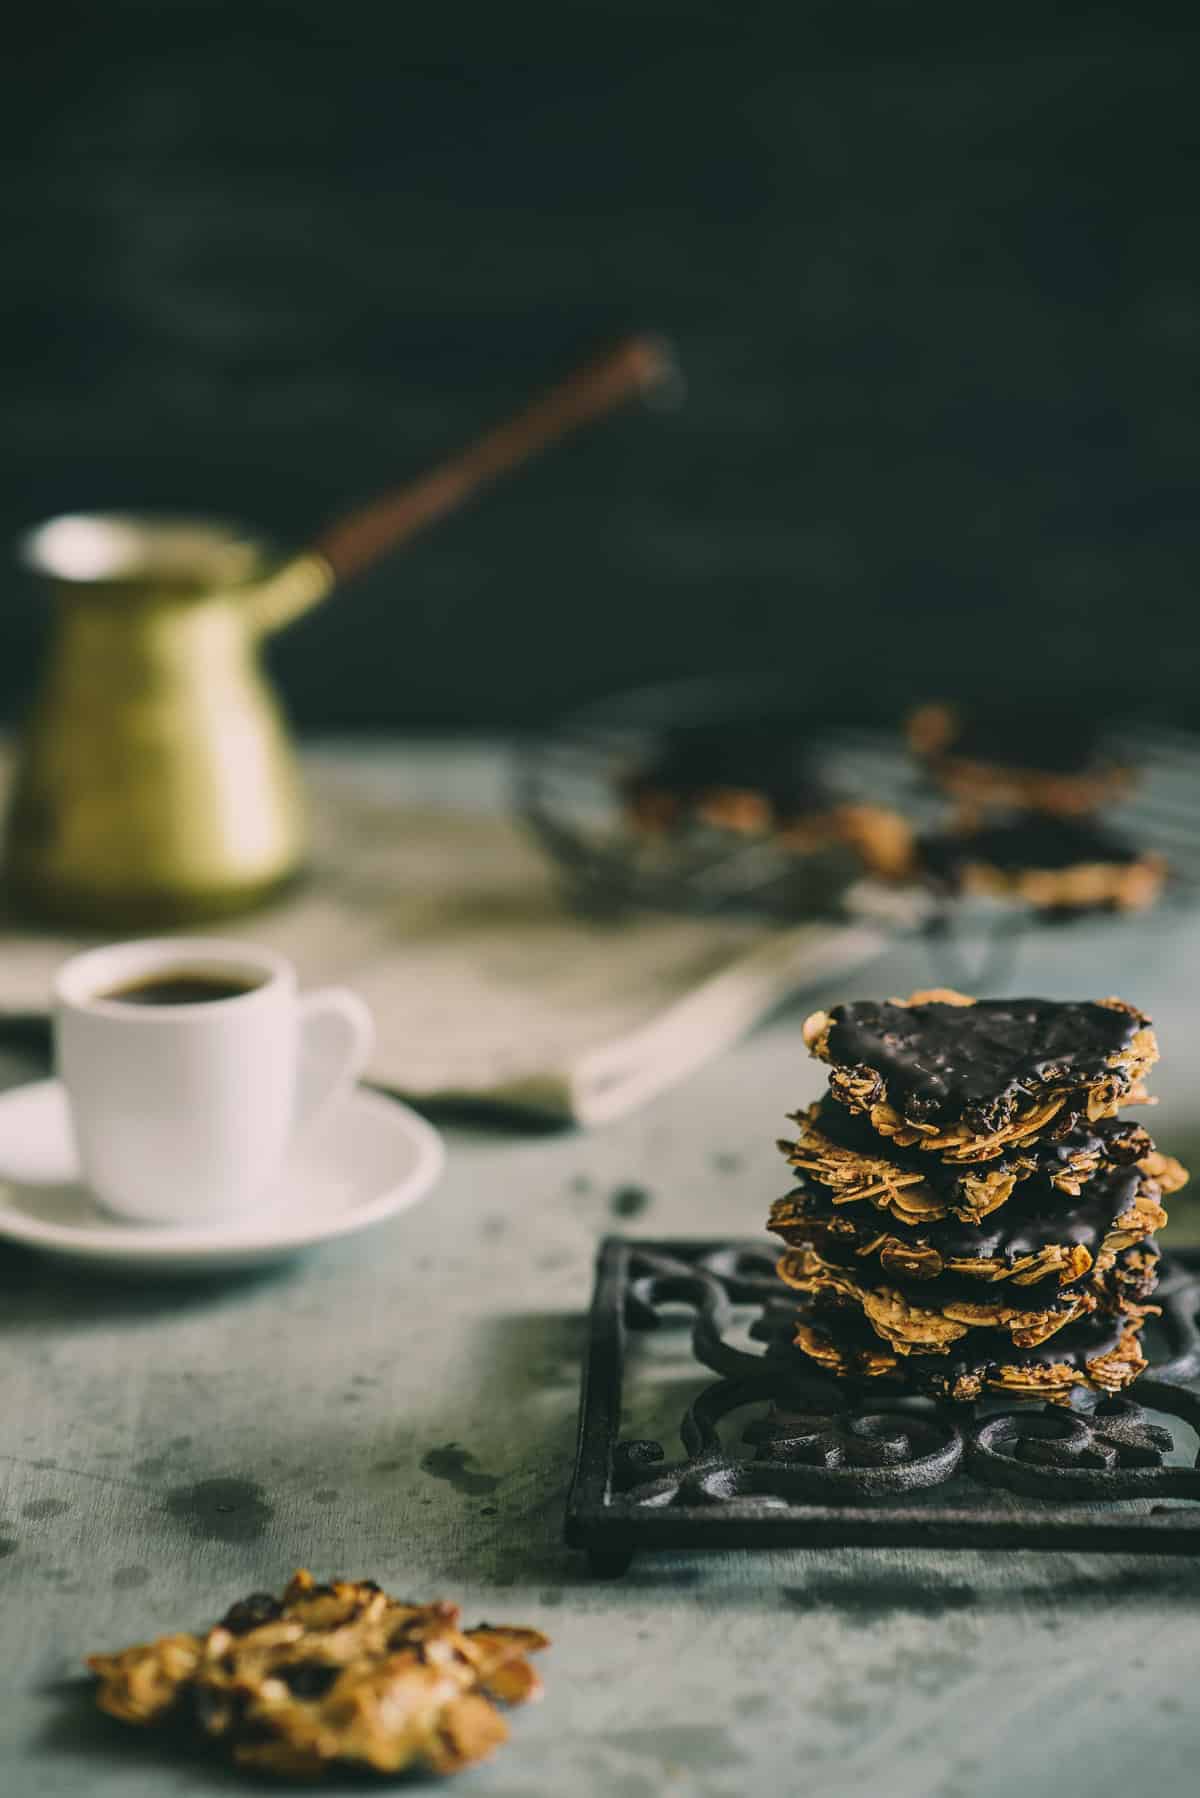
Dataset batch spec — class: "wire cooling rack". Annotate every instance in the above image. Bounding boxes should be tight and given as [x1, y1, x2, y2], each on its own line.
[515, 679, 1200, 985]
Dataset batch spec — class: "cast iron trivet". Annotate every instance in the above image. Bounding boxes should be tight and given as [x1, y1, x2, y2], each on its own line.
[565, 1237, 1200, 1575]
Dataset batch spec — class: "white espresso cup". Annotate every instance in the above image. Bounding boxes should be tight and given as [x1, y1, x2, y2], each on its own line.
[54, 938, 374, 1226]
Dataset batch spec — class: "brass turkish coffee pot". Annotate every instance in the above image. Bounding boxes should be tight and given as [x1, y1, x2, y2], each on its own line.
[5, 338, 675, 927]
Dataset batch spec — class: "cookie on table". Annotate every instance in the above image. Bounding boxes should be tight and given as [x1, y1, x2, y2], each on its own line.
[770, 1158, 1175, 1288]
[802, 990, 1158, 1160]
[780, 1095, 1159, 1225]
[622, 724, 914, 878]
[792, 1303, 1150, 1403]
[918, 813, 1166, 915]
[88, 1569, 548, 1780]
[906, 702, 1133, 816]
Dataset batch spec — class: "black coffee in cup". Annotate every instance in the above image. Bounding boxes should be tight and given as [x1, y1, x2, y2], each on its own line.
[98, 971, 261, 1007]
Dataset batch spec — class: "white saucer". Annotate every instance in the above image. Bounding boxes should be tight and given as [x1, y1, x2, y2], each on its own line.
[0, 1080, 444, 1274]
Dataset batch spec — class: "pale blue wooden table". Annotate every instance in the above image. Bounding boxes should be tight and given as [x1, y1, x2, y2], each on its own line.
[1, 744, 1198, 1797]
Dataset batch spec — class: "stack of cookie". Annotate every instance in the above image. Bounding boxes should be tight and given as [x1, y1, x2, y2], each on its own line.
[770, 989, 1187, 1403]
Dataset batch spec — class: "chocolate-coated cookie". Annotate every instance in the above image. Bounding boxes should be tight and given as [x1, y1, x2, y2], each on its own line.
[780, 1095, 1157, 1224]
[622, 724, 913, 877]
[906, 702, 1133, 816]
[803, 990, 1158, 1158]
[775, 1244, 1121, 1354]
[792, 1302, 1149, 1403]
[769, 1159, 1176, 1287]
[918, 813, 1165, 915]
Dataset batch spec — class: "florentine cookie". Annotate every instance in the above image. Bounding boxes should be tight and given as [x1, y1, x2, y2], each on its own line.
[778, 1236, 1156, 1336]
[792, 1303, 1149, 1403]
[906, 703, 1133, 816]
[770, 1159, 1175, 1287]
[780, 1095, 1158, 1224]
[88, 1570, 548, 1779]
[802, 990, 1158, 1159]
[918, 813, 1166, 915]
[772, 1243, 1148, 1354]
[622, 725, 914, 878]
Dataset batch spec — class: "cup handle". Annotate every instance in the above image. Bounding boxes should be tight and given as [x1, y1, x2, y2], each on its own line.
[296, 988, 375, 1130]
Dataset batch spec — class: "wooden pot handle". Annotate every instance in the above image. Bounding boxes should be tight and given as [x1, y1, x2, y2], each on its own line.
[309, 333, 679, 585]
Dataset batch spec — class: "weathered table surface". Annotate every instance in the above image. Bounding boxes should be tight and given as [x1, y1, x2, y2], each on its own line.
[2, 743, 1199, 1798]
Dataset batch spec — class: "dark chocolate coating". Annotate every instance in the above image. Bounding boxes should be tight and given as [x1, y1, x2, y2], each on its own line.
[806, 1232, 1158, 1308]
[906, 1165, 1144, 1265]
[903, 1165, 1146, 1265]
[806, 1095, 1148, 1194]
[785, 1160, 1153, 1273]
[1038, 1114, 1151, 1167]
[919, 813, 1143, 883]
[925, 1311, 1135, 1387]
[803, 1297, 1130, 1377]
[820, 996, 1147, 1129]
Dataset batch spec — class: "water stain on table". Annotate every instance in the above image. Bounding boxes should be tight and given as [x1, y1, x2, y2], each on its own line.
[608, 1724, 742, 1769]
[133, 1455, 171, 1480]
[610, 1185, 652, 1219]
[22, 1498, 70, 1521]
[163, 1477, 273, 1544]
[112, 1566, 151, 1590]
[783, 1575, 978, 1623]
[419, 1444, 500, 1497]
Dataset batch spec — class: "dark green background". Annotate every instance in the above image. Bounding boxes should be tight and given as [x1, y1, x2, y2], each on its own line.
[5, 3, 1198, 731]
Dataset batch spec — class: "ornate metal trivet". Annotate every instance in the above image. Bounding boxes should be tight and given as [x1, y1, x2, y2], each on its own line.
[565, 1238, 1200, 1574]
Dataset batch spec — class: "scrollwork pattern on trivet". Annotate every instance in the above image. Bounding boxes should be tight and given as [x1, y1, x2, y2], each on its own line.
[615, 1381, 963, 1505]
[615, 1244, 1200, 1508]
[967, 1384, 1200, 1500]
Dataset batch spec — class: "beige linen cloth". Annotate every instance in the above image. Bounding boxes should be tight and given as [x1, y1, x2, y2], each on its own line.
[0, 752, 885, 1125]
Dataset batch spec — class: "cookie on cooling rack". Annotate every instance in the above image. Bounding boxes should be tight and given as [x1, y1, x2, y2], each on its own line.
[770, 1157, 1173, 1288]
[621, 724, 914, 878]
[791, 1302, 1151, 1403]
[917, 813, 1166, 915]
[780, 1096, 1158, 1224]
[905, 702, 1134, 816]
[88, 1569, 548, 1780]
[802, 990, 1158, 1160]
